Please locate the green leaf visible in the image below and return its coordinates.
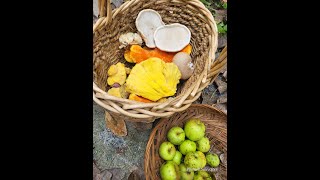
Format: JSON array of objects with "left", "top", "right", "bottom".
[
  {"left": 217, "top": 23, "right": 226, "bottom": 34},
  {"left": 223, "top": 24, "right": 227, "bottom": 31},
  {"left": 215, "top": 1, "right": 225, "bottom": 8},
  {"left": 223, "top": 2, "right": 228, "bottom": 9},
  {"left": 200, "top": 0, "right": 212, "bottom": 6}
]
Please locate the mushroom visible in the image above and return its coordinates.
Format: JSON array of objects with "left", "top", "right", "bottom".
[
  {"left": 135, "top": 9, "right": 165, "bottom": 48},
  {"left": 107, "top": 86, "right": 129, "bottom": 99},
  {"left": 154, "top": 23, "right": 191, "bottom": 52},
  {"left": 118, "top": 32, "right": 143, "bottom": 49},
  {"left": 172, "top": 52, "right": 194, "bottom": 80}
]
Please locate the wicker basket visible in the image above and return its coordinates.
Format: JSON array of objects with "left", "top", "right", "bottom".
[
  {"left": 93, "top": 0, "right": 227, "bottom": 123},
  {"left": 144, "top": 104, "right": 227, "bottom": 180}
]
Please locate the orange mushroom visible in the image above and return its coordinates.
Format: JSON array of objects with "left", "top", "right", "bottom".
[
  {"left": 124, "top": 44, "right": 192, "bottom": 63},
  {"left": 129, "top": 94, "right": 154, "bottom": 103}
]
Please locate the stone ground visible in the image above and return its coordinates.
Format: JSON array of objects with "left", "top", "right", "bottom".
[
  {"left": 93, "top": 0, "right": 227, "bottom": 179},
  {"left": 93, "top": 102, "right": 151, "bottom": 179}
]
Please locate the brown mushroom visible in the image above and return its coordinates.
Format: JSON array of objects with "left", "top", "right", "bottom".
[{"left": 172, "top": 52, "right": 194, "bottom": 80}]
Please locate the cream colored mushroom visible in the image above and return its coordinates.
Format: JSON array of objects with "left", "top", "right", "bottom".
[
  {"left": 154, "top": 23, "right": 191, "bottom": 52},
  {"left": 172, "top": 52, "right": 194, "bottom": 80},
  {"left": 118, "top": 32, "right": 143, "bottom": 49},
  {"left": 135, "top": 9, "right": 165, "bottom": 48}
]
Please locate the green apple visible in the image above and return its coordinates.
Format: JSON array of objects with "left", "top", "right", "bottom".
[
  {"left": 172, "top": 151, "right": 183, "bottom": 165},
  {"left": 179, "top": 163, "right": 194, "bottom": 180},
  {"left": 193, "top": 171, "right": 213, "bottom": 180},
  {"left": 184, "top": 151, "right": 206, "bottom": 171},
  {"left": 184, "top": 119, "right": 206, "bottom": 141},
  {"left": 160, "top": 161, "right": 180, "bottom": 180},
  {"left": 196, "top": 137, "right": 210, "bottom": 153},
  {"left": 206, "top": 153, "right": 220, "bottom": 167},
  {"left": 167, "top": 126, "right": 185, "bottom": 145},
  {"left": 159, "top": 141, "right": 176, "bottom": 160},
  {"left": 179, "top": 140, "right": 196, "bottom": 155}
]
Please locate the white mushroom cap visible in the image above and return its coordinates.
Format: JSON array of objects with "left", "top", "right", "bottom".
[
  {"left": 135, "top": 9, "right": 165, "bottom": 48},
  {"left": 154, "top": 23, "right": 191, "bottom": 52}
]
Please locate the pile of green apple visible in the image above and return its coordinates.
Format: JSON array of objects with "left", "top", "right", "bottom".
[{"left": 159, "top": 118, "right": 220, "bottom": 180}]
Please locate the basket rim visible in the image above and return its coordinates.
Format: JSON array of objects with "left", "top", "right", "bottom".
[
  {"left": 93, "top": 0, "right": 225, "bottom": 120},
  {"left": 152, "top": 104, "right": 226, "bottom": 131},
  {"left": 148, "top": 104, "right": 226, "bottom": 140}
]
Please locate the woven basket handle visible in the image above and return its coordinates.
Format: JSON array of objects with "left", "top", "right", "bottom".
[
  {"left": 98, "top": 0, "right": 112, "bottom": 21},
  {"left": 208, "top": 45, "right": 227, "bottom": 80}
]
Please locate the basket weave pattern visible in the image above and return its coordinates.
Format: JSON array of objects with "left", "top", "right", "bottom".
[
  {"left": 93, "top": 0, "right": 226, "bottom": 121},
  {"left": 144, "top": 104, "right": 227, "bottom": 179}
]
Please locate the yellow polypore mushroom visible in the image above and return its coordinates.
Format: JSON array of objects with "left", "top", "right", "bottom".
[
  {"left": 107, "top": 86, "right": 129, "bottom": 98},
  {"left": 107, "top": 63, "right": 127, "bottom": 86},
  {"left": 125, "top": 57, "right": 181, "bottom": 101},
  {"left": 125, "top": 67, "right": 131, "bottom": 74}
]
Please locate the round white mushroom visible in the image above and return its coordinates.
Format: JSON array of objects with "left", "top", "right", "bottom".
[
  {"left": 172, "top": 52, "right": 194, "bottom": 80},
  {"left": 154, "top": 23, "right": 191, "bottom": 52}
]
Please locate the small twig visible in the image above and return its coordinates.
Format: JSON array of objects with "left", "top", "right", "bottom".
[{"left": 210, "top": 88, "right": 218, "bottom": 99}]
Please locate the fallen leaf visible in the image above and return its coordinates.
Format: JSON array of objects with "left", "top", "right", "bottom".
[
  {"left": 218, "top": 34, "right": 227, "bottom": 49},
  {"left": 106, "top": 168, "right": 126, "bottom": 180},
  {"left": 105, "top": 111, "right": 127, "bottom": 136},
  {"left": 217, "top": 92, "right": 227, "bottom": 104},
  {"left": 211, "top": 147, "right": 222, "bottom": 155},
  {"left": 214, "top": 103, "right": 227, "bottom": 114},
  {"left": 223, "top": 71, "right": 227, "bottom": 81},
  {"left": 220, "top": 65, "right": 227, "bottom": 74},
  {"left": 218, "top": 84, "right": 227, "bottom": 94},
  {"left": 94, "top": 163, "right": 112, "bottom": 180},
  {"left": 128, "top": 170, "right": 141, "bottom": 180},
  {"left": 220, "top": 153, "right": 227, "bottom": 165},
  {"left": 215, "top": 75, "right": 224, "bottom": 85},
  {"left": 202, "top": 84, "right": 219, "bottom": 105},
  {"left": 213, "top": 10, "right": 227, "bottom": 24},
  {"left": 93, "top": 163, "right": 101, "bottom": 180},
  {"left": 215, "top": 75, "right": 227, "bottom": 93},
  {"left": 215, "top": 75, "right": 227, "bottom": 94},
  {"left": 101, "top": 170, "right": 112, "bottom": 180}
]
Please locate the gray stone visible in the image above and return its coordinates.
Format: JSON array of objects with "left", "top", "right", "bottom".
[
  {"left": 112, "top": 0, "right": 124, "bottom": 8},
  {"left": 93, "top": 102, "right": 151, "bottom": 179},
  {"left": 93, "top": 0, "right": 99, "bottom": 17}
]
